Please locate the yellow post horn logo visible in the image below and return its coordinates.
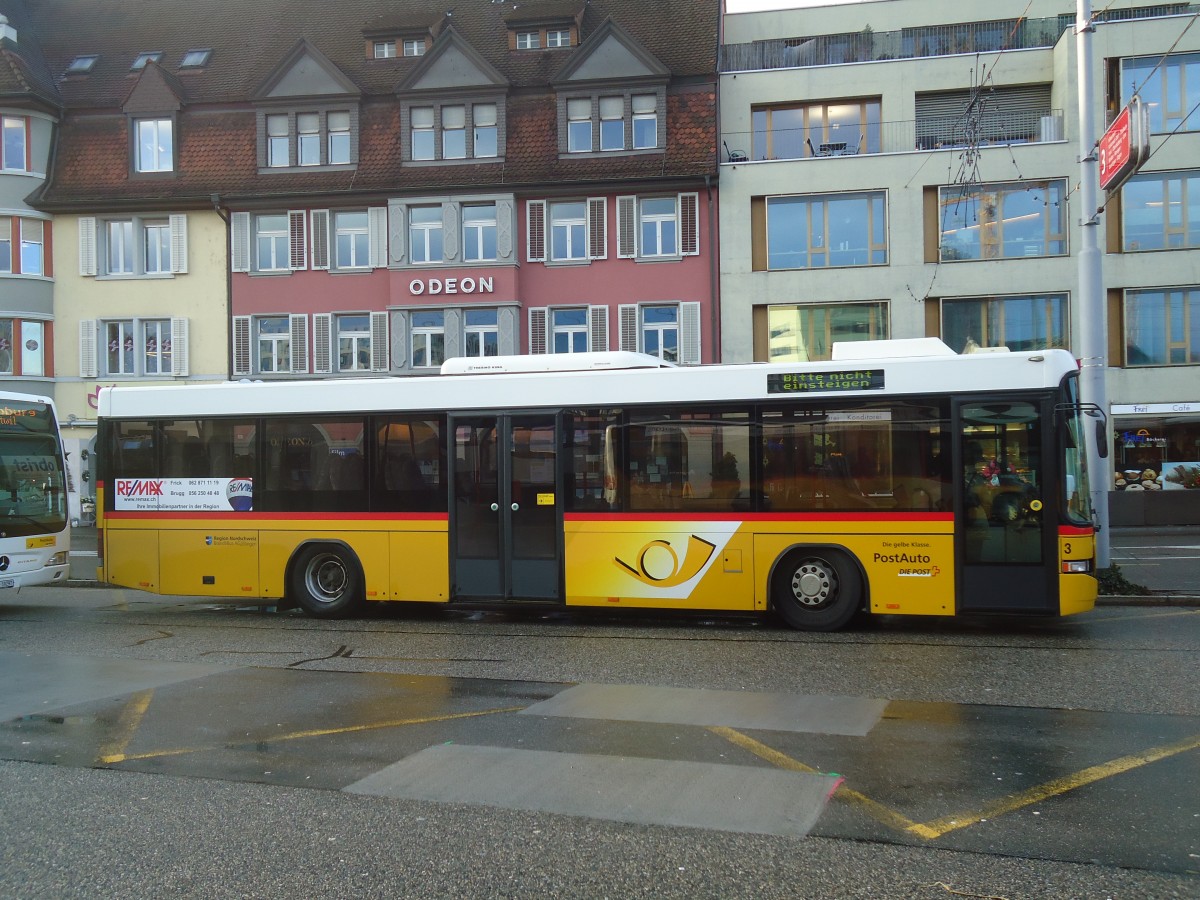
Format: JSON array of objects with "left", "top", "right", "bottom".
[{"left": 614, "top": 535, "right": 717, "bottom": 587}]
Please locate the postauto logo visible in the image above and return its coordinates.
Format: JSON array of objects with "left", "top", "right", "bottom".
[{"left": 116, "top": 479, "right": 164, "bottom": 497}]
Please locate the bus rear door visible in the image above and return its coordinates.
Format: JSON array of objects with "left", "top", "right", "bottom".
[
  {"left": 450, "top": 413, "right": 562, "bottom": 602},
  {"left": 955, "top": 397, "right": 1057, "bottom": 614}
]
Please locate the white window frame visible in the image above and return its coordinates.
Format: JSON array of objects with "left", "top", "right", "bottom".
[
  {"left": 374, "top": 40, "right": 397, "bottom": 59},
  {"left": 135, "top": 118, "right": 173, "bottom": 173},
  {"left": 516, "top": 31, "right": 540, "bottom": 50},
  {"left": 616, "top": 193, "right": 698, "bottom": 261},
  {"left": 297, "top": 113, "right": 320, "bottom": 166},
  {"left": 143, "top": 219, "right": 171, "bottom": 274},
  {"left": 19, "top": 219, "right": 43, "bottom": 276},
  {"left": 567, "top": 98, "right": 592, "bottom": 153},
  {"left": 267, "top": 114, "right": 289, "bottom": 167},
  {"left": 410, "top": 206, "right": 444, "bottom": 264},
  {"left": 552, "top": 308, "right": 589, "bottom": 353},
  {"left": 2, "top": 115, "right": 27, "bottom": 172},
  {"left": 256, "top": 315, "right": 292, "bottom": 373},
  {"left": 618, "top": 302, "right": 702, "bottom": 365},
  {"left": 599, "top": 97, "right": 624, "bottom": 152},
  {"left": 464, "top": 309, "right": 499, "bottom": 358},
  {"left": 442, "top": 105, "right": 466, "bottom": 160},
  {"left": 632, "top": 94, "right": 658, "bottom": 149},
  {"left": 263, "top": 110, "right": 354, "bottom": 169},
  {"left": 107, "top": 220, "right": 135, "bottom": 275},
  {"left": 473, "top": 103, "right": 498, "bottom": 159},
  {"left": 463, "top": 204, "right": 498, "bottom": 262},
  {"left": 403, "top": 39, "right": 425, "bottom": 57},
  {"left": 546, "top": 29, "right": 571, "bottom": 48},
  {"left": 334, "top": 210, "right": 370, "bottom": 270},
  {"left": 411, "top": 107, "right": 435, "bottom": 161},
  {"left": 327, "top": 112, "right": 351, "bottom": 165},
  {"left": 639, "top": 197, "right": 678, "bottom": 258},
  {"left": 0, "top": 218, "right": 10, "bottom": 274},
  {"left": 336, "top": 314, "right": 372, "bottom": 372},
  {"left": 255, "top": 214, "right": 291, "bottom": 272},
  {"left": 83, "top": 316, "right": 188, "bottom": 378},
  {"left": 411, "top": 311, "right": 445, "bottom": 368},
  {"left": 141, "top": 319, "right": 173, "bottom": 376},
  {"left": 550, "top": 201, "right": 588, "bottom": 261}
]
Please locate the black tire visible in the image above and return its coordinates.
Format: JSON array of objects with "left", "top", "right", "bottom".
[
  {"left": 772, "top": 549, "right": 863, "bottom": 632},
  {"left": 289, "top": 544, "right": 364, "bottom": 618}
]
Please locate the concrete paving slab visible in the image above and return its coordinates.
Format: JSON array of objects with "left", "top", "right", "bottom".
[
  {"left": 520, "top": 683, "right": 887, "bottom": 736},
  {"left": 345, "top": 743, "right": 841, "bottom": 836},
  {"left": 0, "top": 652, "right": 231, "bottom": 723}
]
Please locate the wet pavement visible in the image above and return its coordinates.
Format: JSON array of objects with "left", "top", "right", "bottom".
[{"left": 0, "top": 651, "right": 1196, "bottom": 875}]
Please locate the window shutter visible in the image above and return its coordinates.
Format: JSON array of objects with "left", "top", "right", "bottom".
[
  {"left": 498, "top": 306, "right": 519, "bottom": 355},
  {"left": 389, "top": 204, "right": 408, "bottom": 265},
  {"left": 170, "top": 317, "right": 190, "bottom": 376},
  {"left": 310, "top": 209, "right": 330, "bottom": 270},
  {"left": 526, "top": 200, "right": 546, "bottom": 262},
  {"left": 368, "top": 207, "right": 388, "bottom": 269},
  {"left": 679, "top": 301, "right": 702, "bottom": 365},
  {"left": 169, "top": 214, "right": 189, "bottom": 273},
  {"left": 79, "top": 319, "right": 98, "bottom": 378},
  {"left": 616, "top": 196, "right": 637, "bottom": 258},
  {"left": 588, "top": 306, "right": 609, "bottom": 352},
  {"left": 370, "top": 310, "right": 389, "bottom": 371},
  {"left": 587, "top": 197, "right": 607, "bottom": 260},
  {"left": 78, "top": 217, "right": 97, "bottom": 276},
  {"left": 679, "top": 193, "right": 699, "bottom": 256},
  {"left": 529, "top": 308, "right": 547, "bottom": 354},
  {"left": 231, "top": 212, "right": 251, "bottom": 273},
  {"left": 443, "top": 308, "right": 462, "bottom": 359},
  {"left": 232, "top": 316, "right": 251, "bottom": 376},
  {"left": 619, "top": 304, "right": 639, "bottom": 352},
  {"left": 313, "top": 313, "right": 333, "bottom": 373},
  {"left": 288, "top": 210, "right": 307, "bottom": 270},
  {"left": 289, "top": 313, "right": 309, "bottom": 373},
  {"left": 391, "top": 313, "right": 408, "bottom": 369}
]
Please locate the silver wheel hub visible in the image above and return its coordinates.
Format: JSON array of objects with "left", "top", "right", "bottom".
[
  {"left": 791, "top": 560, "right": 837, "bottom": 608},
  {"left": 307, "top": 556, "right": 347, "bottom": 603}
]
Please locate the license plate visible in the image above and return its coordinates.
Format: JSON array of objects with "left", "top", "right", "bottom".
[{"left": 0, "top": 578, "right": 15, "bottom": 589}]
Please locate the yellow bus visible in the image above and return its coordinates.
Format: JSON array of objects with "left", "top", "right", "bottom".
[{"left": 96, "top": 339, "right": 1101, "bottom": 630}]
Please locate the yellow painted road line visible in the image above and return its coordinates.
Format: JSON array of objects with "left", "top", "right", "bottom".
[
  {"left": 708, "top": 725, "right": 940, "bottom": 839},
  {"left": 709, "top": 726, "right": 1200, "bottom": 842},
  {"left": 94, "top": 689, "right": 154, "bottom": 766},
  {"left": 918, "top": 732, "right": 1200, "bottom": 838},
  {"left": 100, "top": 705, "right": 526, "bottom": 764}
]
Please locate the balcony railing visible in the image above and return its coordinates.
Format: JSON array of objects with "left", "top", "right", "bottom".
[
  {"left": 721, "top": 111, "right": 1064, "bottom": 163},
  {"left": 719, "top": 6, "right": 1197, "bottom": 73}
]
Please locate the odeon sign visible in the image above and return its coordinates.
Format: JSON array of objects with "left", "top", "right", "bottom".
[{"left": 408, "top": 275, "right": 495, "bottom": 296}]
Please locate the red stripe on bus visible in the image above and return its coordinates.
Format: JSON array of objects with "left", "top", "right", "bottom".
[
  {"left": 1058, "top": 524, "right": 1095, "bottom": 536},
  {"left": 564, "top": 512, "right": 954, "bottom": 523},
  {"left": 102, "top": 511, "right": 449, "bottom": 522}
]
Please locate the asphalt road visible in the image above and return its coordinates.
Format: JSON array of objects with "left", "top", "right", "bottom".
[{"left": 1, "top": 584, "right": 1197, "bottom": 899}]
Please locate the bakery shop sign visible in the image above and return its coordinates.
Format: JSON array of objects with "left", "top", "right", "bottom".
[{"left": 408, "top": 275, "right": 495, "bottom": 296}]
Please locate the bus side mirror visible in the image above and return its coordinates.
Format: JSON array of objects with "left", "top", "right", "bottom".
[{"left": 1096, "top": 418, "right": 1108, "bottom": 459}]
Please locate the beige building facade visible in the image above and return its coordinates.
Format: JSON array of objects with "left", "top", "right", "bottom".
[{"left": 719, "top": 0, "right": 1200, "bottom": 523}]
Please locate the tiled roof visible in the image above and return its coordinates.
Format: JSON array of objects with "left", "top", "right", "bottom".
[
  {"left": 26, "top": 0, "right": 719, "bottom": 208},
  {"left": 0, "top": 0, "right": 61, "bottom": 109}
]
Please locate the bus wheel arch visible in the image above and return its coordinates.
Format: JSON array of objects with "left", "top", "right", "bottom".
[
  {"left": 287, "top": 541, "right": 365, "bottom": 618},
  {"left": 770, "top": 545, "right": 865, "bottom": 632}
]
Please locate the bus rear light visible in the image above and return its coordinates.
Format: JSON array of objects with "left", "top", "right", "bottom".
[{"left": 1062, "top": 559, "right": 1092, "bottom": 574}]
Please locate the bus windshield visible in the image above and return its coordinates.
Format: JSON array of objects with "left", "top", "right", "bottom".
[
  {"left": 0, "top": 398, "right": 69, "bottom": 536},
  {"left": 1061, "top": 375, "right": 1093, "bottom": 526}
]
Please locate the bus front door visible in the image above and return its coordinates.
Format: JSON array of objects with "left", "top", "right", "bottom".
[
  {"left": 450, "top": 414, "right": 562, "bottom": 602},
  {"left": 955, "top": 398, "right": 1056, "bottom": 614}
]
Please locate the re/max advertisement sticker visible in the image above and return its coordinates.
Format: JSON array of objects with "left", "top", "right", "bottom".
[{"left": 114, "top": 478, "right": 253, "bottom": 512}]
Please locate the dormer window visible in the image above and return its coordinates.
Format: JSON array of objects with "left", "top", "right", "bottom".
[
  {"left": 562, "top": 90, "right": 663, "bottom": 154},
  {"left": 261, "top": 109, "right": 357, "bottom": 170},
  {"left": 135, "top": 119, "right": 173, "bottom": 172},
  {"left": 374, "top": 40, "right": 397, "bottom": 59},
  {"left": 512, "top": 25, "right": 575, "bottom": 50},
  {"left": 517, "top": 31, "right": 539, "bottom": 50},
  {"left": 66, "top": 54, "right": 98, "bottom": 75},
  {"left": 546, "top": 29, "right": 571, "bottom": 48},
  {"left": 403, "top": 39, "right": 426, "bottom": 57},
  {"left": 404, "top": 101, "right": 502, "bottom": 163},
  {"left": 131, "top": 51, "right": 162, "bottom": 71},
  {"left": 180, "top": 49, "right": 212, "bottom": 68},
  {"left": 370, "top": 36, "right": 425, "bottom": 59}
]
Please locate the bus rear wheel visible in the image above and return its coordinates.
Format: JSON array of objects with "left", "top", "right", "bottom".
[
  {"left": 773, "top": 550, "right": 862, "bottom": 632},
  {"left": 290, "top": 544, "right": 364, "bottom": 618}
]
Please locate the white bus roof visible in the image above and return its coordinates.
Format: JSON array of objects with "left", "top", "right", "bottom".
[{"left": 98, "top": 344, "right": 1080, "bottom": 420}]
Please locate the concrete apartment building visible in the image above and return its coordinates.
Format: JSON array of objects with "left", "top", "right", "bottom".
[{"left": 718, "top": 0, "right": 1200, "bottom": 524}]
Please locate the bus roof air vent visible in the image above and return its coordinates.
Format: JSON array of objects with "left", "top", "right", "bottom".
[
  {"left": 440, "top": 352, "right": 673, "bottom": 375},
  {"left": 832, "top": 338, "right": 956, "bottom": 361}
]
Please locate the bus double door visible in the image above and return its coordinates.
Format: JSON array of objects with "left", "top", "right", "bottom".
[
  {"left": 955, "top": 396, "right": 1057, "bottom": 614},
  {"left": 450, "top": 414, "right": 562, "bottom": 602}
]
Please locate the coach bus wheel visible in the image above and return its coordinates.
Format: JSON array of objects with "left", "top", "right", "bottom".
[
  {"left": 290, "top": 544, "right": 364, "bottom": 618},
  {"left": 773, "top": 550, "right": 862, "bottom": 632}
]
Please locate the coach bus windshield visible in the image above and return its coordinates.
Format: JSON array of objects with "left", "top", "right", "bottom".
[
  {"left": 0, "top": 399, "right": 68, "bottom": 536},
  {"left": 1062, "top": 375, "right": 1093, "bottom": 526}
]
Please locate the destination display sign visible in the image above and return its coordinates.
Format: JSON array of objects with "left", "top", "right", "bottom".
[{"left": 767, "top": 369, "right": 885, "bottom": 394}]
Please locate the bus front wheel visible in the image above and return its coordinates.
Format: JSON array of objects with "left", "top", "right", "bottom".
[
  {"left": 290, "top": 544, "right": 364, "bottom": 618},
  {"left": 773, "top": 550, "right": 862, "bottom": 632}
]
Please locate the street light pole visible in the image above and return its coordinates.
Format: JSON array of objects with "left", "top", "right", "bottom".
[{"left": 1076, "top": 0, "right": 1111, "bottom": 568}]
